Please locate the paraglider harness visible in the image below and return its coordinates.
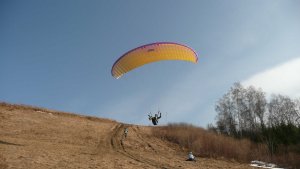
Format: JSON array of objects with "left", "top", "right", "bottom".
[{"left": 148, "top": 111, "right": 162, "bottom": 125}]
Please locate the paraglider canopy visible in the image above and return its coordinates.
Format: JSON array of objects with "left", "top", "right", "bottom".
[{"left": 111, "top": 42, "right": 198, "bottom": 79}]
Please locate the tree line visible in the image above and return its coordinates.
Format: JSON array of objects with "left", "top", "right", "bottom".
[{"left": 211, "top": 82, "right": 300, "bottom": 157}]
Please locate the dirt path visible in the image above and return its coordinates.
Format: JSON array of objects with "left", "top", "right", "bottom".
[{"left": 109, "top": 124, "right": 171, "bottom": 169}]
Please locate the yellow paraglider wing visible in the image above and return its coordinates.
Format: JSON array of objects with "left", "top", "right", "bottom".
[{"left": 111, "top": 42, "right": 198, "bottom": 79}]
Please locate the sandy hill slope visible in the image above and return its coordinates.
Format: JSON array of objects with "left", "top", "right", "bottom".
[{"left": 0, "top": 103, "right": 254, "bottom": 169}]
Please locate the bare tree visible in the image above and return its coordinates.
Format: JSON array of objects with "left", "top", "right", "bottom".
[
  {"left": 215, "top": 92, "right": 237, "bottom": 135},
  {"left": 230, "top": 82, "right": 247, "bottom": 136},
  {"left": 245, "top": 86, "right": 267, "bottom": 131},
  {"left": 215, "top": 82, "right": 268, "bottom": 137},
  {"left": 268, "top": 94, "right": 298, "bottom": 126},
  {"left": 294, "top": 98, "right": 300, "bottom": 126}
]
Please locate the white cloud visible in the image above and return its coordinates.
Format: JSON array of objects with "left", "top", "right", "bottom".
[{"left": 242, "top": 57, "right": 300, "bottom": 98}]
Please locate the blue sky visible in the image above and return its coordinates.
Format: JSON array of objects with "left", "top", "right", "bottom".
[{"left": 1, "top": 0, "right": 300, "bottom": 127}]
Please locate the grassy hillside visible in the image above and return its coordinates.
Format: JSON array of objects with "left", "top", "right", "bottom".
[
  {"left": 153, "top": 123, "right": 300, "bottom": 169},
  {"left": 1, "top": 102, "right": 254, "bottom": 169}
]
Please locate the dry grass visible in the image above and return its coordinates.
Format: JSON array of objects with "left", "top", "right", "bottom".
[
  {"left": 153, "top": 123, "right": 300, "bottom": 168},
  {"left": 2, "top": 102, "right": 298, "bottom": 168},
  {"left": 0, "top": 102, "right": 116, "bottom": 123},
  {"left": 153, "top": 123, "right": 260, "bottom": 162},
  {"left": 271, "top": 147, "right": 300, "bottom": 168},
  {"left": 0, "top": 155, "right": 8, "bottom": 169},
  {"left": 1, "top": 102, "right": 255, "bottom": 169}
]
